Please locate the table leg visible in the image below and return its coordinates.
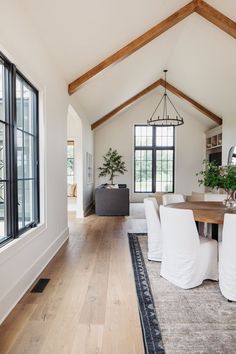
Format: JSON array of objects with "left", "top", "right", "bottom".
[{"left": 212, "top": 224, "right": 218, "bottom": 241}]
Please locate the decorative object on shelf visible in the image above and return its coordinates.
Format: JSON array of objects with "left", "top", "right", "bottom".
[
  {"left": 147, "top": 70, "right": 184, "bottom": 127},
  {"left": 197, "top": 160, "right": 236, "bottom": 209},
  {"left": 98, "top": 148, "right": 127, "bottom": 184},
  {"left": 205, "top": 126, "right": 222, "bottom": 150}
]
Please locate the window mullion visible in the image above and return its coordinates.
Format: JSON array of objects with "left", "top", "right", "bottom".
[
  {"left": 10, "top": 64, "right": 19, "bottom": 238},
  {"left": 4, "top": 62, "right": 13, "bottom": 240}
]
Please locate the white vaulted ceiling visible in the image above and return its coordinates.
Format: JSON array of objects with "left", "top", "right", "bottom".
[{"left": 21, "top": 0, "right": 236, "bottom": 126}]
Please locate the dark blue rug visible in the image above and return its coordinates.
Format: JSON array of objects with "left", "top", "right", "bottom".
[{"left": 128, "top": 233, "right": 165, "bottom": 354}]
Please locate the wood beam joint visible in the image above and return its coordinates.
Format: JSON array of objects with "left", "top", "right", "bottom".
[
  {"left": 68, "top": 1, "right": 236, "bottom": 94},
  {"left": 91, "top": 79, "right": 222, "bottom": 129},
  {"left": 195, "top": 1, "right": 236, "bottom": 39},
  {"left": 159, "top": 79, "right": 222, "bottom": 125}
]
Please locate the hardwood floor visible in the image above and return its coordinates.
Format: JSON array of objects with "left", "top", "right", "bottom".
[{"left": 0, "top": 205, "right": 146, "bottom": 354}]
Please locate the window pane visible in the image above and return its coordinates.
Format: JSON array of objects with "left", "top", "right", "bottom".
[
  {"left": 156, "top": 149, "right": 174, "bottom": 192},
  {"left": 23, "top": 84, "right": 34, "bottom": 134},
  {"left": 67, "top": 141, "right": 74, "bottom": 184},
  {"left": 18, "top": 180, "right": 23, "bottom": 229},
  {"left": 134, "top": 149, "right": 152, "bottom": 192},
  {"left": 16, "top": 78, "right": 23, "bottom": 129},
  {"left": 0, "top": 63, "right": 5, "bottom": 122},
  {"left": 67, "top": 176, "right": 74, "bottom": 185},
  {"left": 156, "top": 127, "right": 174, "bottom": 147},
  {"left": 67, "top": 145, "right": 74, "bottom": 158},
  {"left": 135, "top": 136, "right": 141, "bottom": 146},
  {"left": 25, "top": 180, "right": 34, "bottom": 226},
  {"left": 67, "top": 158, "right": 74, "bottom": 176},
  {"left": 24, "top": 134, "right": 34, "bottom": 178},
  {"left": 17, "top": 130, "right": 23, "bottom": 178},
  {"left": 135, "top": 126, "right": 152, "bottom": 147},
  {"left": 0, "top": 123, "right": 5, "bottom": 181},
  {"left": 0, "top": 182, "right": 7, "bottom": 242}
]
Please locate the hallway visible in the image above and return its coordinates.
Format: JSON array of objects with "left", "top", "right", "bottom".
[{"left": 0, "top": 206, "right": 146, "bottom": 354}]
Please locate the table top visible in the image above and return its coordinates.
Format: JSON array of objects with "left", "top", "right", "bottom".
[{"left": 167, "top": 201, "right": 236, "bottom": 224}]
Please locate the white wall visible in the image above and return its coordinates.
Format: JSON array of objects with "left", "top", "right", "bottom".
[
  {"left": 94, "top": 92, "right": 206, "bottom": 202},
  {"left": 67, "top": 106, "right": 83, "bottom": 217},
  {"left": 69, "top": 98, "right": 94, "bottom": 214},
  {"left": 0, "top": 1, "right": 93, "bottom": 323},
  {"left": 67, "top": 103, "right": 94, "bottom": 217},
  {"left": 67, "top": 109, "right": 81, "bottom": 184}
]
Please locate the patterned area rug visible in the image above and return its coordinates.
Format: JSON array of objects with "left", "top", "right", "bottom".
[
  {"left": 128, "top": 233, "right": 236, "bottom": 354},
  {"left": 128, "top": 233, "right": 165, "bottom": 354}
]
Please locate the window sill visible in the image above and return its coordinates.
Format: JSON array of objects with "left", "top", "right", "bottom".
[{"left": 0, "top": 223, "right": 46, "bottom": 266}]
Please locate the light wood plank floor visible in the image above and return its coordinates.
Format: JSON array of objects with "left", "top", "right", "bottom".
[{"left": 0, "top": 204, "right": 147, "bottom": 354}]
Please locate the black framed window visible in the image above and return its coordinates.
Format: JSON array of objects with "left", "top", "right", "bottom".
[
  {"left": 134, "top": 125, "right": 175, "bottom": 193},
  {"left": 0, "top": 52, "right": 39, "bottom": 246}
]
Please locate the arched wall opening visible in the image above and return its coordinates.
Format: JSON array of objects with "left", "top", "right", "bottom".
[{"left": 67, "top": 104, "right": 84, "bottom": 218}]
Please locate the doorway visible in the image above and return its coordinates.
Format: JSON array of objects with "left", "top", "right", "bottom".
[{"left": 67, "top": 105, "right": 83, "bottom": 218}]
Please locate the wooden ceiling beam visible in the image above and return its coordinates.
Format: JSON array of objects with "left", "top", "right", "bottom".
[
  {"left": 92, "top": 79, "right": 222, "bottom": 129},
  {"left": 91, "top": 79, "right": 162, "bottom": 130},
  {"left": 69, "top": 1, "right": 236, "bottom": 95},
  {"left": 69, "top": 1, "right": 197, "bottom": 95},
  {"left": 159, "top": 79, "right": 222, "bottom": 125},
  {"left": 196, "top": 0, "right": 236, "bottom": 39}
]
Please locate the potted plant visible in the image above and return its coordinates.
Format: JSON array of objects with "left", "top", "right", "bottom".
[
  {"left": 197, "top": 160, "right": 236, "bottom": 208},
  {"left": 98, "top": 148, "right": 127, "bottom": 185}
]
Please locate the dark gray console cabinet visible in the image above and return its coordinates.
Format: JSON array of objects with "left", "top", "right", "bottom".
[{"left": 95, "top": 186, "right": 129, "bottom": 216}]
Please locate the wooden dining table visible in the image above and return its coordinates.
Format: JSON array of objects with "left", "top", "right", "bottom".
[
  {"left": 168, "top": 201, "right": 236, "bottom": 224},
  {"left": 167, "top": 201, "right": 236, "bottom": 240}
]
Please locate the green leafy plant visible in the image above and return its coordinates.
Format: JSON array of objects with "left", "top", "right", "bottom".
[
  {"left": 197, "top": 160, "right": 236, "bottom": 196},
  {"left": 98, "top": 148, "right": 127, "bottom": 184}
]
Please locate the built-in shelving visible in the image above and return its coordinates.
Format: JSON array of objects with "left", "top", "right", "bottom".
[{"left": 206, "top": 126, "right": 222, "bottom": 150}]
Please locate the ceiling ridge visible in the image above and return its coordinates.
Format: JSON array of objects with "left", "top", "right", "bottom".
[
  {"left": 69, "top": 0, "right": 236, "bottom": 95},
  {"left": 91, "top": 78, "right": 222, "bottom": 130}
]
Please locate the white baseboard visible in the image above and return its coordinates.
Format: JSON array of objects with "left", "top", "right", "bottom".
[{"left": 0, "top": 227, "right": 69, "bottom": 324}]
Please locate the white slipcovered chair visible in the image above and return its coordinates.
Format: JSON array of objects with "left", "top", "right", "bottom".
[
  {"left": 204, "top": 193, "right": 226, "bottom": 240},
  {"left": 159, "top": 206, "right": 218, "bottom": 289},
  {"left": 204, "top": 193, "right": 227, "bottom": 202},
  {"left": 144, "top": 198, "right": 162, "bottom": 261},
  {"left": 162, "top": 193, "right": 185, "bottom": 206},
  {"left": 219, "top": 214, "right": 236, "bottom": 301},
  {"left": 187, "top": 191, "right": 205, "bottom": 202}
]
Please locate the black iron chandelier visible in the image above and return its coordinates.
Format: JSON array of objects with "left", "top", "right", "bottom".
[{"left": 147, "top": 70, "right": 184, "bottom": 127}]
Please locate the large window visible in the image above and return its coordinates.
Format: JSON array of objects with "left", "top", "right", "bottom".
[
  {"left": 134, "top": 125, "right": 174, "bottom": 193},
  {"left": 0, "top": 52, "right": 39, "bottom": 246}
]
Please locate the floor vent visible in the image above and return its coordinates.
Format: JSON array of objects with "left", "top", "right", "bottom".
[{"left": 31, "top": 278, "right": 50, "bottom": 293}]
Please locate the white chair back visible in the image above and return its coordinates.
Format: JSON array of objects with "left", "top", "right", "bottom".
[
  {"left": 160, "top": 206, "right": 218, "bottom": 288},
  {"left": 160, "top": 206, "right": 199, "bottom": 261},
  {"left": 204, "top": 193, "right": 227, "bottom": 202},
  {"left": 162, "top": 193, "right": 185, "bottom": 206},
  {"left": 219, "top": 214, "right": 236, "bottom": 301},
  {"left": 144, "top": 198, "right": 162, "bottom": 261},
  {"left": 187, "top": 191, "right": 205, "bottom": 202}
]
